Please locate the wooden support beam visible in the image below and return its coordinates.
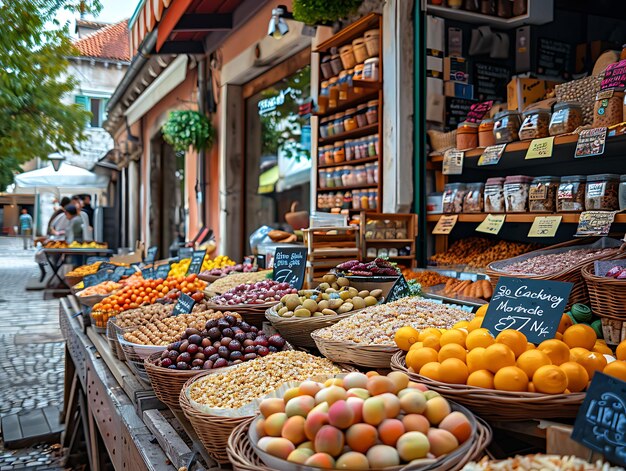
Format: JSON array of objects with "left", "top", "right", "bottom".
[
  {"left": 157, "top": 41, "right": 205, "bottom": 55},
  {"left": 173, "top": 13, "right": 233, "bottom": 32}
]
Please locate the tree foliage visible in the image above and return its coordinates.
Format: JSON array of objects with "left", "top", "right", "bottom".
[{"left": 0, "top": 0, "right": 101, "bottom": 191}]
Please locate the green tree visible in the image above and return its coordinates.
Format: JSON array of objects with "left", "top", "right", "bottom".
[{"left": 0, "top": 0, "right": 101, "bottom": 191}]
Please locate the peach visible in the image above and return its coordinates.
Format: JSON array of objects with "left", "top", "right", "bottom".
[
  {"left": 408, "top": 381, "right": 429, "bottom": 392},
  {"left": 324, "top": 378, "right": 344, "bottom": 388},
  {"left": 281, "top": 416, "right": 306, "bottom": 444},
  {"left": 316, "top": 385, "right": 347, "bottom": 406},
  {"left": 298, "top": 441, "right": 314, "bottom": 450},
  {"left": 305, "top": 452, "right": 336, "bottom": 469},
  {"left": 396, "top": 431, "right": 430, "bottom": 461},
  {"left": 399, "top": 390, "right": 427, "bottom": 414},
  {"left": 304, "top": 411, "right": 329, "bottom": 441},
  {"left": 379, "top": 392, "right": 401, "bottom": 418},
  {"left": 366, "top": 444, "right": 400, "bottom": 468},
  {"left": 402, "top": 414, "right": 430, "bottom": 434},
  {"left": 254, "top": 418, "right": 267, "bottom": 438},
  {"left": 287, "top": 448, "right": 314, "bottom": 464},
  {"left": 259, "top": 437, "right": 295, "bottom": 460},
  {"left": 346, "top": 397, "right": 364, "bottom": 423},
  {"left": 346, "top": 388, "right": 370, "bottom": 400},
  {"left": 345, "top": 423, "right": 378, "bottom": 454},
  {"left": 343, "top": 372, "right": 369, "bottom": 390},
  {"left": 439, "top": 411, "right": 472, "bottom": 443},
  {"left": 299, "top": 380, "right": 323, "bottom": 397},
  {"left": 311, "top": 401, "right": 329, "bottom": 414},
  {"left": 366, "top": 371, "right": 380, "bottom": 378},
  {"left": 362, "top": 397, "right": 386, "bottom": 426},
  {"left": 264, "top": 412, "right": 287, "bottom": 437},
  {"left": 378, "top": 418, "right": 405, "bottom": 446},
  {"left": 314, "top": 425, "right": 345, "bottom": 457},
  {"left": 387, "top": 372, "right": 410, "bottom": 392},
  {"left": 328, "top": 400, "right": 356, "bottom": 429},
  {"left": 424, "top": 396, "right": 451, "bottom": 425},
  {"left": 285, "top": 395, "right": 316, "bottom": 418},
  {"left": 283, "top": 387, "right": 301, "bottom": 403},
  {"left": 259, "top": 398, "right": 285, "bottom": 418},
  {"left": 335, "top": 451, "right": 370, "bottom": 469},
  {"left": 367, "top": 375, "right": 397, "bottom": 396},
  {"left": 427, "top": 428, "right": 459, "bottom": 457},
  {"left": 423, "top": 390, "right": 440, "bottom": 400}
]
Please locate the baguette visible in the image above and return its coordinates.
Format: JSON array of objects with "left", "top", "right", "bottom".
[{"left": 482, "top": 280, "right": 493, "bottom": 299}]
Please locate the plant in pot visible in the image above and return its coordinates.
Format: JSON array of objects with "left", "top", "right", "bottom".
[
  {"left": 292, "top": 0, "right": 362, "bottom": 25},
  {"left": 161, "top": 110, "right": 215, "bottom": 153}
]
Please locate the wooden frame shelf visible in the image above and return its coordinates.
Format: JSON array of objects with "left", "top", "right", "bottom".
[
  {"left": 351, "top": 80, "right": 381, "bottom": 90},
  {"left": 315, "top": 13, "right": 380, "bottom": 53},
  {"left": 361, "top": 213, "right": 418, "bottom": 269},
  {"left": 318, "top": 123, "right": 379, "bottom": 145},
  {"left": 318, "top": 183, "right": 378, "bottom": 192},
  {"left": 319, "top": 155, "right": 379, "bottom": 169},
  {"left": 426, "top": 213, "right": 626, "bottom": 224}
]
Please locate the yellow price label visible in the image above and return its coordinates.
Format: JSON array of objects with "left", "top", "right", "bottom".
[
  {"left": 476, "top": 214, "right": 506, "bottom": 235},
  {"left": 525, "top": 137, "right": 554, "bottom": 159},
  {"left": 432, "top": 215, "right": 458, "bottom": 235},
  {"left": 528, "top": 216, "right": 562, "bottom": 237}
]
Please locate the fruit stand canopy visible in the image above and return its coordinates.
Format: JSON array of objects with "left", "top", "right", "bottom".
[{"left": 14, "top": 161, "right": 109, "bottom": 193}]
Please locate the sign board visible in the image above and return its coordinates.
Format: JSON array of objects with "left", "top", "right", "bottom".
[
  {"left": 576, "top": 211, "right": 617, "bottom": 237},
  {"left": 432, "top": 215, "right": 458, "bottom": 235},
  {"left": 575, "top": 127, "right": 607, "bottom": 158},
  {"left": 186, "top": 250, "right": 207, "bottom": 275},
  {"left": 145, "top": 246, "right": 158, "bottom": 264},
  {"left": 477, "top": 144, "right": 507, "bottom": 166},
  {"left": 272, "top": 247, "right": 307, "bottom": 289},
  {"left": 442, "top": 150, "right": 464, "bottom": 175},
  {"left": 179, "top": 247, "right": 194, "bottom": 260},
  {"left": 111, "top": 266, "right": 127, "bottom": 282},
  {"left": 537, "top": 38, "right": 573, "bottom": 79},
  {"left": 474, "top": 62, "right": 510, "bottom": 102},
  {"left": 173, "top": 293, "right": 196, "bottom": 316},
  {"left": 528, "top": 216, "right": 562, "bottom": 238},
  {"left": 525, "top": 136, "right": 554, "bottom": 159},
  {"left": 600, "top": 59, "right": 626, "bottom": 90},
  {"left": 482, "top": 277, "right": 573, "bottom": 344},
  {"left": 155, "top": 263, "right": 172, "bottom": 279},
  {"left": 386, "top": 275, "right": 411, "bottom": 303},
  {"left": 476, "top": 214, "right": 506, "bottom": 235},
  {"left": 571, "top": 372, "right": 626, "bottom": 468},
  {"left": 86, "top": 256, "right": 109, "bottom": 265}
]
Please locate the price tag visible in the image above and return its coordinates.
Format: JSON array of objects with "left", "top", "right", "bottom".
[
  {"left": 476, "top": 214, "right": 506, "bottom": 235},
  {"left": 386, "top": 275, "right": 411, "bottom": 303},
  {"left": 432, "top": 215, "right": 458, "bottom": 235},
  {"left": 442, "top": 150, "right": 464, "bottom": 175},
  {"left": 525, "top": 136, "right": 554, "bottom": 159},
  {"left": 600, "top": 59, "right": 626, "bottom": 90},
  {"left": 173, "top": 293, "right": 196, "bottom": 316},
  {"left": 576, "top": 211, "right": 617, "bottom": 237},
  {"left": 179, "top": 247, "right": 193, "bottom": 260},
  {"left": 528, "top": 216, "right": 562, "bottom": 238},
  {"left": 571, "top": 372, "right": 626, "bottom": 468},
  {"left": 145, "top": 246, "right": 158, "bottom": 264},
  {"left": 482, "top": 276, "right": 573, "bottom": 344},
  {"left": 477, "top": 144, "right": 507, "bottom": 166},
  {"left": 594, "top": 259, "right": 626, "bottom": 277},
  {"left": 575, "top": 127, "right": 607, "bottom": 158},
  {"left": 186, "top": 250, "right": 207, "bottom": 275},
  {"left": 155, "top": 263, "right": 171, "bottom": 279},
  {"left": 273, "top": 247, "right": 307, "bottom": 289},
  {"left": 87, "top": 256, "right": 109, "bottom": 265}
]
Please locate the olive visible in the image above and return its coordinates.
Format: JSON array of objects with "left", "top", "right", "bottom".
[
  {"left": 168, "top": 351, "right": 179, "bottom": 361},
  {"left": 268, "top": 346, "right": 278, "bottom": 353},
  {"left": 188, "top": 334, "right": 202, "bottom": 345},
  {"left": 205, "top": 319, "right": 218, "bottom": 330},
  {"left": 177, "top": 352, "right": 191, "bottom": 363},
  {"left": 244, "top": 345, "right": 256, "bottom": 354},
  {"left": 207, "top": 327, "right": 221, "bottom": 340},
  {"left": 243, "top": 339, "right": 255, "bottom": 348},
  {"left": 208, "top": 353, "right": 220, "bottom": 362},
  {"left": 192, "top": 359, "right": 204, "bottom": 367},
  {"left": 250, "top": 326, "right": 259, "bottom": 334},
  {"left": 179, "top": 340, "right": 189, "bottom": 352},
  {"left": 203, "top": 346, "right": 217, "bottom": 357},
  {"left": 160, "top": 350, "right": 169, "bottom": 359},
  {"left": 230, "top": 351, "right": 243, "bottom": 361},
  {"left": 214, "top": 358, "right": 228, "bottom": 369},
  {"left": 168, "top": 365, "right": 178, "bottom": 370},
  {"left": 234, "top": 332, "right": 246, "bottom": 343},
  {"left": 243, "top": 353, "right": 257, "bottom": 361},
  {"left": 232, "top": 359, "right": 242, "bottom": 365},
  {"left": 222, "top": 328, "right": 234, "bottom": 338},
  {"left": 224, "top": 315, "right": 237, "bottom": 326},
  {"left": 213, "top": 341, "right": 221, "bottom": 349},
  {"left": 160, "top": 358, "right": 172, "bottom": 368},
  {"left": 185, "top": 328, "right": 201, "bottom": 337},
  {"left": 228, "top": 340, "right": 242, "bottom": 351},
  {"left": 220, "top": 337, "right": 232, "bottom": 347},
  {"left": 240, "top": 322, "right": 251, "bottom": 333},
  {"left": 193, "top": 352, "right": 206, "bottom": 361},
  {"left": 176, "top": 362, "right": 190, "bottom": 370},
  {"left": 201, "top": 338, "right": 212, "bottom": 348},
  {"left": 186, "top": 344, "right": 199, "bottom": 355},
  {"left": 218, "top": 346, "right": 229, "bottom": 358},
  {"left": 217, "top": 319, "right": 230, "bottom": 330},
  {"left": 202, "top": 360, "right": 214, "bottom": 369},
  {"left": 257, "top": 346, "right": 270, "bottom": 356},
  {"left": 268, "top": 335, "right": 286, "bottom": 348},
  {"left": 245, "top": 332, "right": 256, "bottom": 341},
  {"left": 169, "top": 341, "right": 182, "bottom": 350}
]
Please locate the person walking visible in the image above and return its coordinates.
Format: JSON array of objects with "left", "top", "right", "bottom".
[
  {"left": 64, "top": 205, "right": 83, "bottom": 245},
  {"left": 49, "top": 196, "right": 71, "bottom": 237},
  {"left": 19, "top": 208, "right": 33, "bottom": 249}
]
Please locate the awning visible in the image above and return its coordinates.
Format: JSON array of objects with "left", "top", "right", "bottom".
[
  {"left": 14, "top": 162, "right": 109, "bottom": 193},
  {"left": 258, "top": 165, "right": 279, "bottom": 194}
]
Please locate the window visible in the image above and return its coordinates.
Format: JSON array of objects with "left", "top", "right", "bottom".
[{"left": 75, "top": 95, "right": 108, "bottom": 127}]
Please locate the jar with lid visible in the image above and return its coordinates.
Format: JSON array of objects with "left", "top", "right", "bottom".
[
  {"left": 353, "top": 64, "right": 365, "bottom": 93},
  {"left": 338, "top": 70, "right": 349, "bottom": 101},
  {"left": 344, "top": 109, "right": 358, "bottom": 132},
  {"left": 332, "top": 143, "right": 345, "bottom": 164},
  {"left": 319, "top": 117, "right": 329, "bottom": 139},
  {"left": 339, "top": 44, "right": 356, "bottom": 70},
  {"left": 341, "top": 167, "right": 351, "bottom": 186},
  {"left": 360, "top": 191, "right": 370, "bottom": 210},
  {"left": 442, "top": 182, "right": 467, "bottom": 213},
  {"left": 330, "top": 51, "right": 342, "bottom": 76},
  {"left": 319, "top": 81, "right": 330, "bottom": 114},
  {"left": 619, "top": 175, "right": 626, "bottom": 210},
  {"left": 369, "top": 190, "right": 378, "bottom": 210},
  {"left": 334, "top": 113, "right": 345, "bottom": 135},
  {"left": 529, "top": 176, "right": 560, "bottom": 213},
  {"left": 493, "top": 110, "right": 521, "bottom": 143},
  {"left": 557, "top": 175, "right": 586, "bottom": 212},
  {"left": 478, "top": 119, "right": 496, "bottom": 147},
  {"left": 325, "top": 170, "right": 335, "bottom": 189},
  {"left": 320, "top": 55, "right": 333, "bottom": 79},
  {"left": 504, "top": 175, "right": 533, "bottom": 212},
  {"left": 366, "top": 100, "right": 379, "bottom": 125},
  {"left": 318, "top": 146, "right": 326, "bottom": 166},
  {"left": 343, "top": 192, "right": 353, "bottom": 209},
  {"left": 549, "top": 101, "right": 583, "bottom": 136},
  {"left": 352, "top": 190, "right": 362, "bottom": 210},
  {"left": 585, "top": 174, "right": 620, "bottom": 210},
  {"left": 356, "top": 166, "right": 368, "bottom": 185},
  {"left": 352, "top": 38, "right": 368, "bottom": 64},
  {"left": 519, "top": 109, "right": 551, "bottom": 140},
  {"left": 333, "top": 192, "right": 343, "bottom": 209},
  {"left": 456, "top": 121, "right": 478, "bottom": 150},
  {"left": 365, "top": 163, "right": 376, "bottom": 184},
  {"left": 463, "top": 182, "right": 484, "bottom": 213},
  {"left": 368, "top": 136, "right": 378, "bottom": 157},
  {"left": 593, "top": 90, "right": 625, "bottom": 128},
  {"left": 345, "top": 140, "right": 354, "bottom": 161},
  {"left": 353, "top": 138, "right": 363, "bottom": 160},
  {"left": 484, "top": 177, "right": 505, "bottom": 212},
  {"left": 372, "top": 162, "right": 379, "bottom": 183},
  {"left": 363, "top": 57, "right": 380, "bottom": 81},
  {"left": 318, "top": 170, "right": 327, "bottom": 189},
  {"left": 328, "top": 77, "right": 339, "bottom": 109},
  {"left": 356, "top": 104, "right": 368, "bottom": 128}
]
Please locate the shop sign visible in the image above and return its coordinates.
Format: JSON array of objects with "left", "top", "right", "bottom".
[
  {"left": 482, "top": 277, "right": 573, "bottom": 344},
  {"left": 465, "top": 100, "right": 493, "bottom": 123},
  {"left": 155, "top": 263, "right": 172, "bottom": 279},
  {"left": 442, "top": 150, "right": 464, "bottom": 175},
  {"left": 432, "top": 215, "right": 458, "bottom": 235},
  {"left": 575, "top": 127, "right": 607, "bottom": 158},
  {"left": 576, "top": 211, "right": 617, "bottom": 237},
  {"left": 173, "top": 293, "right": 196, "bottom": 316},
  {"left": 186, "top": 249, "right": 207, "bottom": 275},
  {"left": 525, "top": 136, "right": 554, "bottom": 159},
  {"left": 179, "top": 247, "right": 194, "bottom": 260},
  {"left": 571, "top": 372, "right": 626, "bottom": 468},
  {"left": 601, "top": 59, "right": 626, "bottom": 90},
  {"left": 87, "top": 256, "right": 109, "bottom": 265},
  {"left": 475, "top": 214, "right": 506, "bottom": 235},
  {"left": 258, "top": 88, "right": 292, "bottom": 116},
  {"left": 528, "top": 216, "right": 562, "bottom": 238},
  {"left": 386, "top": 275, "right": 411, "bottom": 303},
  {"left": 477, "top": 144, "right": 507, "bottom": 166},
  {"left": 145, "top": 246, "right": 158, "bottom": 264},
  {"left": 273, "top": 247, "right": 307, "bottom": 289}
]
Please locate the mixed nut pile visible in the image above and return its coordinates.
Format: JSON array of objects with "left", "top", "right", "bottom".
[
  {"left": 209, "top": 280, "right": 296, "bottom": 305},
  {"left": 497, "top": 247, "right": 617, "bottom": 276},
  {"left": 334, "top": 258, "right": 399, "bottom": 277}
]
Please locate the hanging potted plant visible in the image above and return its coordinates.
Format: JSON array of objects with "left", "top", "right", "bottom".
[
  {"left": 292, "top": 0, "right": 362, "bottom": 25},
  {"left": 161, "top": 110, "right": 215, "bottom": 153}
]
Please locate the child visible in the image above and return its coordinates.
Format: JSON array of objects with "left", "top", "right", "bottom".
[{"left": 34, "top": 242, "right": 47, "bottom": 282}]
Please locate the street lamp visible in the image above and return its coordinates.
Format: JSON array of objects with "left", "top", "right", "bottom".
[{"left": 48, "top": 153, "right": 65, "bottom": 172}]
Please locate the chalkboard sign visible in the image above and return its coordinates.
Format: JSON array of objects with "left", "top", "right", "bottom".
[
  {"left": 571, "top": 372, "right": 626, "bottom": 468},
  {"left": 145, "top": 246, "right": 158, "bottom": 264},
  {"left": 179, "top": 247, "right": 193, "bottom": 260},
  {"left": 87, "top": 256, "right": 109, "bottom": 265},
  {"left": 474, "top": 62, "right": 510, "bottom": 102},
  {"left": 273, "top": 247, "right": 307, "bottom": 289},
  {"left": 482, "top": 277, "right": 572, "bottom": 344},
  {"left": 601, "top": 59, "right": 626, "bottom": 91},
  {"left": 386, "top": 275, "right": 411, "bottom": 303},
  {"left": 155, "top": 263, "right": 171, "bottom": 279},
  {"left": 445, "top": 97, "right": 475, "bottom": 129},
  {"left": 537, "top": 38, "right": 572, "bottom": 79},
  {"left": 186, "top": 250, "right": 206, "bottom": 275},
  {"left": 173, "top": 293, "right": 196, "bottom": 316}
]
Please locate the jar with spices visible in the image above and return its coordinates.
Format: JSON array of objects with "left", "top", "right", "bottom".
[
  {"left": 356, "top": 104, "right": 368, "bottom": 128},
  {"left": 529, "top": 176, "right": 560, "bottom": 213},
  {"left": 353, "top": 138, "right": 363, "bottom": 160},
  {"left": 557, "top": 175, "right": 586, "bottom": 212},
  {"left": 484, "top": 177, "right": 505, "bottom": 212},
  {"left": 463, "top": 182, "right": 485, "bottom": 213},
  {"left": 504, "top": 175, "right": 533, "bottom": 212},
  {"left": 493, "top": 110, "right": 521, "bottom": 144},
  {"left": 320, "top": 56, "right": 333, "bottom": 79},
  {"left": 585, "top": 174, "right": 620, "bottom": 210},
  {"left": 326, "top": 170, "right": 335, "bottom": 189},
  {"left": 363, "top": 57, "right": 380, "bottom": 81},
  {"left": 456, "top": 121, "right": 478, "bottom": 150},
  {"left": 333, "top": 142, "right": 345, "bottom": 164},
  {"left": 369, "top": 190, "right": 378, "bottom": 210},
  {"left": 549, "top": 101, "right": 583, "bottom": 136},
  {"left": 333, "top": 192, "right": 343, "bottom": 209},
  {"left": 442, "top": 182, "right": 467, "bottom": 213},
  {"left": 497, "top": 0, "right": 512, "bottom": 17},
  {"left": 372, "top": 162, "right": 379, "bottom": 183},
  {"left": 330, "top": 50, "right": 342, "bottom": 76},
  {"left": 352, "top": 38, "right": 368, "bottom": 64},
  {"left": 368, "top": 136, "right": 378, "bottom": 158},
  {"left": 478, "top": 119, "right": 496, "bottom": 147},
  {"left": 345, "top": 140, "right": 354, "bottom": 161},
  {"left": 328, "top": 77, "right": 339, "bottom": 109},
  {"left": 334, "top": 113, "right": 346, "bottom": 135},
  {"left": 519, "top": 109, "right": 551, "bottom": 140},
  {"left": 318, "top": 170, "right": 327, "bottom": 189},
  {"left": 319, "top": 117, "right": 329, "bottom": 139},
  {"left": 341, "top": 167, "right": 351, "bottom": 186},
  {"left": 366, "top": 100, "right": 379, "bottom": 125},
  {"left": 619, "top": 175, "right": 626, "bottom": 210},
  {"left": 338, "top": 71, "right": 349, "bottom": 101},
  {"left": 344, "top": 109, "right": 358, "bottom": 132},
  {"left": 360, "top": 191, "right": 370, "bottom": 210},
  {"left": 353, "top": 64, "right": 365, "bottom": 93},
  {"left": 365, "top": 163, "right": 376, "bottom": 184},
  {"left": 339, "top": 45, "right": 356, "bottom": 70},
  {"left": 593, "top": 90, "right": 624, "bottom": 128},
  {"left": 352, "top": 191, "right": 361, "bottom": 210},
  {"left": 356, "top": 166, "right": 368, "bottom": 185},
  {"left": 481, "top": 0, "right": 496, "bottom": 15}
]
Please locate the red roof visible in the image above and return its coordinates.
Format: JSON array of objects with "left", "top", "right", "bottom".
[{"left": 73, "top": 19, "right": 130, "bottom": 62}]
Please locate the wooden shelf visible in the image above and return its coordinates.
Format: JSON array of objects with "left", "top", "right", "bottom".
[
  {"left": 314, "top": 13, "right": 381, "bottom": 53},
  {"left": 426, "top": 213, "right": 626, "bottom": 224},
  {"left": 352, "top": 80, "right": 381, "bottom": 90},
  {"left": 425, "top": 3, "right": 553, "bottom": 29},
  {"left": 315, "top": 90, "right": 379, "bottom": 117},
  {"left": 318, "top": 183, "right": 378, "bottom": 192},
  {"left": 319, "top": 156, "right": 379, "bottom": 169},
  {"left": 319, "top": 123, "right": 379, "bottom": 146},
  {"left": 365, "top": 239, "right": 414, "bottom": 243}
]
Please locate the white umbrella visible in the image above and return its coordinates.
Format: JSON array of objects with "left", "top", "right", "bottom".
[{"left": 14, "top": 162, "right": 109, "bottom": 191}]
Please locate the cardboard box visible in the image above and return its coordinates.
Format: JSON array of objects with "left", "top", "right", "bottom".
[
  {"left": 444, "top": 56, "right": 468, "bottom": 83},
  {"left": 507, "top": 78, "right": 558, "bottom": 111},
  {"left": 444, "top": 81, "right": 474, "bottom": 99}
]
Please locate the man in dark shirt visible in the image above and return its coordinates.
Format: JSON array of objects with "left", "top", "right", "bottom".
[{"left": 81, "top": 195, "right": 94, "bottom": 227}]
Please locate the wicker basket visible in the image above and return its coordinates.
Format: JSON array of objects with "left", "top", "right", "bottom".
[
  {"left": 346, "top": 275, "right": 398, "bottom": 300},
  {"left": 391, "top": 351, "right": 585, "bottom": 421},
  {"left": 118, "top": 333, "right": 166, "bottom": 384},
  {"left": 427, "top": 129, "right": 456, "bottom": 153},
  {"left": 76, "top": 292, "right": 109, "bottom": 307},
  {"left": 105, "top": 319, "right": 127, "bottom": 360},
  {"left": 582, "top": 262, "right": 626, "bottom": 321},
  {"left": 311, "top": 330, "right": 399, "bottom": 369}
]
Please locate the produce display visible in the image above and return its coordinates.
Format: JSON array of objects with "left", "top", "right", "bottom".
[
  {"left": 77, "top": 281, "right": 120, "bottom": 297},
  {"left": 66, "top": 262, "right": 103, "bottom": 277},
  {"left": 315, "top": 297, "right": 473, "bottom": 346},
  {"left": 495, "top": 248, "right": 617, "bottom": 276},
  {"left": 45, "top": 241, "right": 107, "bottom": 249},
  {"left": 113, "top": 304, "right": 175, "bottom": 328},
  {"left": 187, "top": 351, "right": 340, "bottom": 409},
  {"left": 169, "top": 254, "right": 235, "bottom": 278},
  {"left": 273, "top": 275, "right": 383, "bottom": 318},
  {"left": 155, "top": 314, "right": 288, "bottom": 370},
  {"left": 429, "top": 238, "right": 539, "bottom": 269},
  {"left": 463, "top": 454, "right": 624, "bottom": 471},
  {"left": 439, "top": 279, "right": 493, "bottom": 300},
  {"left": 402, "top": 270, "right": 453, "bottom": 288},
  {"left": 334, "top": 258, "right": 399, "bottom": 277},
  {"left": 255, "top": 371, "right": 473, "bottom": 468},
  {"left": 209, "top": 280, "right": 296, "bottom": 306},
  {"left": 206, "top": 271, "right": 271, "bottom": 295},
  {"left": 200, "top": 263, "right": 258, "bottom": 278}
]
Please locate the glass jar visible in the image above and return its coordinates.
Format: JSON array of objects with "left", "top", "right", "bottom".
[
  {"left": 484, "top": 177, "right": 505, "bottom": 212},
  {"left": 478, "top": 119, "right": 496, "bottom": 147},
  {"left": 328, "top": 77, "right": 339, "bottom": 109},
  {"left": 338, "top": 70, "right": 349, "bottom": 101},
  {"left": 456, "top": 121, "right": 478, "bottom": 150},
  {"left": 327, "top": 115, "right": 335, "bottom": 137},
  {"left": 339, "top": 44, "right": 356, "bottom": 70},
  {"left": 333, "top": 143, "right": 345, "bottom": 164},
  {"left": 557, "top": 175, "right": 586, "bottom": 212},
  {"left": 319, "top": 81, "right": 329, "bottom": 114},
  {"left": 497, "top": 0, "right": 512, "bottom": 18},
  {"left": 318, "top": 146, "right": 326, "bottom": 166},
  {"left": 593, "top": 90, "right": 625, "bottom": 128},
  {"left": 353, "top": 38, "right": 368, "bottom": 64},
  {"left": 345, "top": 140, "right": 354, "bottom": 161},
  {"left": 585, "top": 174, "right": 620, "bottom": 210},
  {"left": 365, "top": 163, "right": 376, "bottom": 184},
  {"left": 519, "top": 109, "right": 551, "bottom": 140},
  {"left": 353, "top": 64, "right": 365, "bottom": 93},
  {"left": 481, "top": 0, "right": 496, "bottom": 15},
  {"left": 360, "top": 191, "right": 370, "bottom": 210},
  {"left": 366, "top": 100, "right": 379, "bottom": 125},
  {"left": 334, "top": 113, "right": 345, "bottom": 135},
  {"left": 369, "top": 190, "right": 378, "bottom": 210},
  {"left": 463, "top": 182, "right": 485, "bottom": 213},
  {"left": 357, "top": 166, "right": 368, "bottom": 185},
  {"left": 368, "top": 136, "right": 378, "bottom": 157},
  {"left": 620, "top": 175, "right": 626, "bottom": 211},
  {"left": 442, "top": 182, "right": 467, "bottom": 213},
  {"left": 341, "top": 167, "right": 351, "bottom": 186},
  {"left": 344, "top": 109, "right": 357, "bottom": 132},
  {"left": 320, "top": 56, "right": 333, "bottom": 79},
  {"left": 330, "top": 53, "right": 342, "bottom": 76},
  {"left": 529, "top": 176, "right": 560, "bottom": 213},
  {"left": 493, "top": 110, "right": 522, "bottom": 144},
  {"left": 334, "top": 170, "right": 344, "bottom": 188},
  {"left": 549, "top": 101, "right": 583, "bottom": 136},
  {"left": 333, "top": 192, "right": 343, "bottom": 209},
  {"left": 356, "top": 104, "right": 368, "bottom": 128},
  {"left": 352, "top": 190, "right": 361, "bottom": 210},
  {"left": 363, "top": 57, "right": 380, "bottom": 81},
  {"left": 504, "top": 175, "right": 533, "bottom": 212},
  {"left": 343, "top": 192, "right": 352, "bottom": 209},
  {"left": 318, "top": 170, "right": 327, "bottom": 189},
  {"left": 319, "top": 117, "right": 329, "bottom": 139}
]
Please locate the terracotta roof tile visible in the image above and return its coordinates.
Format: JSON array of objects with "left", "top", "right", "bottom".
[{"left": 73, "top": 19, "right": 130, "bottom": 62}]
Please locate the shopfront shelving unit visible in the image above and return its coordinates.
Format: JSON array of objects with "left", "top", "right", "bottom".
[{"left": 360, "top": 212, "right": 418, "bottom": 269}]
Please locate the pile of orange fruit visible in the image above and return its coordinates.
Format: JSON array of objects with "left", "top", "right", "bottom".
[{"left": 394, "top": 304, "right": 626, "bottom": 394}]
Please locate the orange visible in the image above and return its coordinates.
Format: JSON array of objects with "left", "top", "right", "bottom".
[
  {"left": 537, "top": 339, "right": 570, "bottom": 366},
  {"left": 419, "top": 362, "right": 441, "bottom": 381},
  {"left": 516, "top": 350, "right": 552, "bottom": 379},
  {"left": 572, "top": 349, "right": 607, "bottom": 380},
  {"left": 555, "top": 332, "right": 564, "bottom": 340},
  {"left": 409, "top": 341, "right": 424, "bottom": 351},
  {"left": 466, "top": 347, "right": 488, "bottom": 373},
  {"left": 617, "top": 340, "right": 626, "bottom": 361},
  {"left": 593, "top": 341, "right": 613, "bottom": 356},
  {"left": 483, "top": 343, "right": 516, "bottom": 373},
  {"left": 467, "top": 317, "right": 484, "bottom": 332},
  {"left": 496, "top": 330, "right": 528, "bottom": 358},
  {"left": 439, "top": 329, "right": 467, "bottom": 348},
  {"left": 475, "top": 304, "right": 489, "bottom": 318},
  {"left": 493, "top": 366, "right": 529, "bottom": 392},
  {"left": 465, "top": 328, "right": 495, "bottom": 350},
  {"left": 557, "top": 313, "right": 574, "bottom": 334},
  {"left": 395, "top": 326, "right": 420, "bottom": 351},
  {"left": 453, "top": 320, "right": 470, "bottom": 329},
  {"left": 559, "top": 361, "right": 589, "bottom": 393},
  {"left": 532, "top": 365, "right": 568, "bottom": 394},
  {"left": 439, "top": 358, "right": 469, "bottom": 384},
  {"left": 526, "top": 342, "right": 536, "bottom": 351},
  {"left": 527, "top": 382, "right": 536, "bottom": 392},
  {"left": 562, "top": 324, "right": 597, "bottom": 350},
  {"left": 467, "top": 370, "right": 494, "bottom": 389},
  {"left": 418, "top": 328, "right": 442, "bottom": 342},
  {"left": 603, "top": 361, "right": 626, "bottom": 382},
  {"left": 422, "top": 335, "right": 441, "bottom": 351},
  {"left": 406, "top": 347, "right": 439, "bottom": 373},
  {"left": 438, "top": 344, "right": 467, "bottom": 363}
]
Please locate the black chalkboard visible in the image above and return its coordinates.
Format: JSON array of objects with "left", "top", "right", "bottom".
[
  {"left": 537, "top": 38, "right": 572, "bottom": 79},
  {"left": 186, "top": 250, "right": 206, "bottom": 275},
  {"left": 571, "top": 372, "right": 626, "bottom": 467},
  {"left": 386, "top": 275, "right": 411, "bottom": 303},
  {"left": 173, "top": 293, "right": 196, "bottom": 316},
  {"left": 474, "top": 62, "right": 510, "bottom": 102},
  {"left": 87, "top": 256, "right": 109, "bottom": 265},
  {"left": 145, "top": 246, "right": 158, "bottom": 264},
  {"left": 179, "top": 247, "right": 193, "bottom": 260},
  {"left": 482, "top": 277, "right": 573, "bottom": 344},
  {"left": 83, "top": 269, "right": 111, "bottom": 287},
  {"left": 155, "top": 263, "right": 171, "bottom": 279},
  {"left": 272, "top": 247, "right": 307, "bottom": 289}
]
